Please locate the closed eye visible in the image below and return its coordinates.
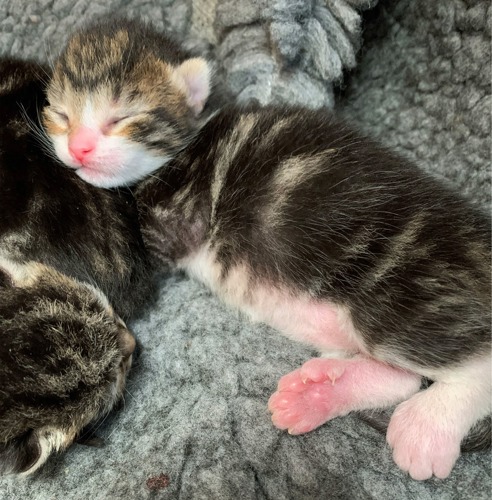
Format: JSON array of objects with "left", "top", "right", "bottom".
[
  {"left": 103, "top": 115, "right": 132, "bottom": 134},
  {"left": 108, "top": 116, "right": 130, "bottom": 127},
  {"left": 54, "top": 110, "right": 69, "bottom": 123}
]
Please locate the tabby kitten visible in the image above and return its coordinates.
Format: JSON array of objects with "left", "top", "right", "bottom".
[
  {"left": 43, "top": 20, "right": 217, "bottom": 189},
  {"left": 44, "top": 20, "right": 491, "bottom": 481},
  {"left": 0, "top": 254, "right": 135, "bottom": 475},
  {"left": 0, "top": 58, "right": 152, "bottom": 475}
]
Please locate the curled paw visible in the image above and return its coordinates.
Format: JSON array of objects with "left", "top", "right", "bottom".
[{"left": 268, "top": 358, "right": 349, "bottom": 435}]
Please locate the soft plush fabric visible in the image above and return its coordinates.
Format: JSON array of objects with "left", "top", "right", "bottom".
[{"left": 0, "top": 0, "right": 490, "bottom": 499}]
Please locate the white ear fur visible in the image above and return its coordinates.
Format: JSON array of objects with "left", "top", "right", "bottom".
[{"left": 171, "top": 57, "right": 211, "bottom": 115}]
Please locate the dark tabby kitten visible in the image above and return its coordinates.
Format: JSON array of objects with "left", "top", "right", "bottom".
[
  {"left": 0, "top": 58, "right": 152, "bottom": 474},
  {"left": 44, "top": 20, "right": 491, "bottom": 481}
]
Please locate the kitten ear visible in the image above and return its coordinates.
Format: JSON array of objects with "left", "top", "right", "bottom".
[
  {"left": 0, "top": 431, "right": 43, "bottom": 476},
  {"left": 171, "top": 58, "right": 211, "bottom": 115}
]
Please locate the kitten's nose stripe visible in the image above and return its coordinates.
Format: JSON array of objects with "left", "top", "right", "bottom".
[{"left": 69, "top": 126, "right": 98, "bottom": 163}]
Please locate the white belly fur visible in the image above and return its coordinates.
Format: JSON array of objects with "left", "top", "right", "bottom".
[{"left": 178, "top": 244, "right": 364, "bottom": 354}]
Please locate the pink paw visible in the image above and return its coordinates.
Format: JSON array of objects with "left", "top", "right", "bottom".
[
  {"left": 387, "top": 398, "right": 461, "bottom": 480},
  {"left": 268, "top": 358, "right": 349, "bottom": 435}
]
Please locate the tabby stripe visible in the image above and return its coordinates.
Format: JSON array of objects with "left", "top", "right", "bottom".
[{"left": 209, "top": 114, "right": 257, "bottom": 225}]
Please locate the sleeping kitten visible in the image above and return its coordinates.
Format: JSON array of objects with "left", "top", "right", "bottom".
[
  {"left": 43, "top": 19, "right": 217, "bottom": 189},
  {"left": 0, "top": 254, "right": 135, "bottom": 476},
  {"left": 0, "top": 57, "right": 152, "bottom": 320},
  {"left": 0, "top": 58, "right": 154, "bottom": 474},
  {"left": 44, "top": 19, "right": 491, "bottom": 481}
]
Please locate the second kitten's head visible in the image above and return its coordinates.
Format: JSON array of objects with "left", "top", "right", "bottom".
[
  {"left": 0, "top": 257, "right": 136, "bottom": 476},
  {"left": 43, "top": 19, "right": 211, "bottom": 188}
]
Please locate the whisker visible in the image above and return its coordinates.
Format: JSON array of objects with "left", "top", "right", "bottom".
[
  {"left": 147, "top": 172, "right": 172, "bottom": 188},
  {"left": 105, "top": 420, "right": 121, "bottom": 440},
  {"left": 43, "top": 39, "right": 56, "bottom": 71},
  {"left": 79, "top": 407, "right": 112, "bottom": 440},
  {"left": 18, "top": 102, "right": 66, "bottom": 167},
  {"left": 124, "top": 387, "right": 137, "bottom": 404},
  {"left": 33, "top": 66, "right": 51, "bottom": 86}
]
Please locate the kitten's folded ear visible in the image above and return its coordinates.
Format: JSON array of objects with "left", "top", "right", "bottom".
[
  {"left": 0, "top": 431, "right": 43, "bottom": 476},
  {"left": 171, "top": 58, "right": 211, "bottom": 115}
]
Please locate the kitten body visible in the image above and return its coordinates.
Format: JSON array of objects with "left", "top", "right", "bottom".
[
  {"left": 135, "top": 108, "right": 491, "bottom": 480},
  {"left": 0, "top": 58, "right": 152, "bottom": 474},
  {"left": 45, "top": 20, "right": 491, "bottom": 481}
]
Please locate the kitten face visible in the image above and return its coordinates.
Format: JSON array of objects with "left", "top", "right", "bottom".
[
  {"left": 43, "top": 19, "right": 210, "bottom": 188},
  {"left": 0, "top": 257, "right": 135, "bottom": 476}
]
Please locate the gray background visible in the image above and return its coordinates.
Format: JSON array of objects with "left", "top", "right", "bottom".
[{"left": 0, "top": 0, "right": 490, "bottom": 498}]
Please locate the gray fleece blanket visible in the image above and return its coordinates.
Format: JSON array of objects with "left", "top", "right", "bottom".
[{"left": 0, "top": 0, "right": 491, "bottom": 498}]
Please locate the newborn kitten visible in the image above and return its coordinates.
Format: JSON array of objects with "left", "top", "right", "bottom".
[
  {"left": 43, "top": 19, "right": 214, "bottom": 189},
  {"left": 0, "top": 58, "right": 152, "bottom": 320},
  {"left": 0, "top": 254, "right": 135, "bottom": 476},
  {"left": 45, "top": 20, "right": 491, "bottom": 481}
]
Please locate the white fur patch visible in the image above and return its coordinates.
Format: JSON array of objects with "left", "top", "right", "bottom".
[
  {"left": 49, "top": 96, "right": 169, "bottom": 188},
  {"left": 54, "top": 130, "right": 168, "bottom": 188},
  {"left": 19, "top": 428, "right": 71, "bottom": 477},
  {"left": 387, "top": 354, "right": 491, "bottom": 479},
  {"left": 0, "top": 253, "right": 44, "bottom": 287}
]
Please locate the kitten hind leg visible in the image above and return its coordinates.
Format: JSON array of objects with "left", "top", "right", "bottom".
[
  {"left": 387, "top": 355, "right": 491, "bottom": 480},
  {"left": 268, "top": 357, "right": 421, "bottom": 435}
]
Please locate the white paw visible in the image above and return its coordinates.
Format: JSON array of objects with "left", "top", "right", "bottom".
[{"left": 387, "top": 397, "right": 461, "bottom": 480}]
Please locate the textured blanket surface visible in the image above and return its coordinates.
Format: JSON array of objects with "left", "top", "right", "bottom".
[{"left": 0, "top": 0, "right": 491, "bottom": 499}]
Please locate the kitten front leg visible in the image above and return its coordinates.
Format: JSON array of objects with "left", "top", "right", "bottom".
[
  {"left": 268, "top": 357, "right": 421, "bottom": 435},
  {"left": 387, "top": 355, "right": 491, "bottom": 480}
]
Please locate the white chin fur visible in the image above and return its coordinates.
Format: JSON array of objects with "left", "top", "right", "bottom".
[
  {"left": 51, "top": 135, "right": 80, "bottom": 170},
  {"left": 51, "top": 135, "right": 167, "bottom": 189},
  {"left": 75, "top": 152, "right": 167, "bottom": 189}
]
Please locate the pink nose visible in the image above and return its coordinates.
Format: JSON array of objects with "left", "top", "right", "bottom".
[{"left": 68, "top": 127, "right": 98, "bottom": 163}]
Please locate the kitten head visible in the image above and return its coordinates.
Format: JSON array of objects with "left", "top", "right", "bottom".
[
  {"left": 0, "top": 257, "right": 136, "bottom": 476},
  {"left": 43, "top": 18, "right": 211, "bottom": 188}
]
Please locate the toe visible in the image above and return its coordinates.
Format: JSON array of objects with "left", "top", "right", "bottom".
[
  {"left": 277, "top": 369, "right": 307, "bottom": 393},
  {"left": 299, "top": 358, "right": 346, "bottom": 384},
  {"left": 268, "top": 391, "right": 299, "bottom": 412},
  {"left": 271, "top": 407, "right": 304, "bottom": 430}
]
